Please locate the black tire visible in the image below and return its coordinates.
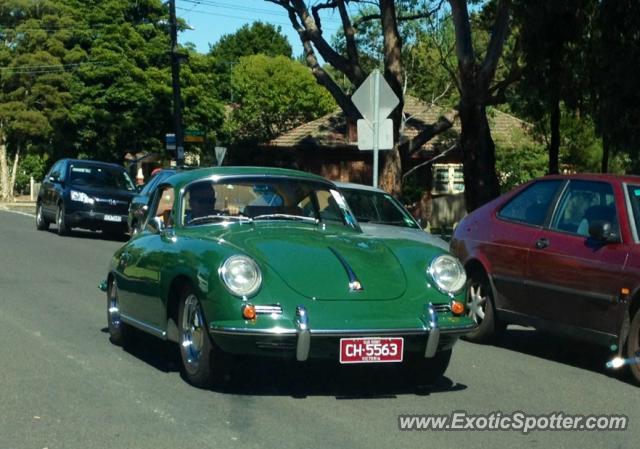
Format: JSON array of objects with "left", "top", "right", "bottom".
[
  {"left": 107, "top": 278, "right": 131, "bottom": 346},
  {"left": 178, "top": 286, "right": 232, "bottom": 388},
  {"left": 463, "top": 268, "right": 504, "bottom": 343},
  {"left": 35, "top": 203, "right": 49, "bottom": 231},
  {"left": 404, "top": 349, "right": 453, "bottom": 386},
  {"left": 56, "top": 203, "right": 69, "bottom": 236},
  {"left": 627, "top": 309, "right": 640, "bottom": 385}
]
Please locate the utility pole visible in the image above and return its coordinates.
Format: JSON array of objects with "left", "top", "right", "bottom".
[{"left": 169, "top": 0, "right": 184, "bottom": 165}]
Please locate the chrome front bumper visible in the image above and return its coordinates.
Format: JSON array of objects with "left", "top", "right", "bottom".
[{"left": 209, "top": 303, "right": 476, "bottom": 361}]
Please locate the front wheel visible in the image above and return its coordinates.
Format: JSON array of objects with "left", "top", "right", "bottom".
[
  {"left": 35, "top": 203, "right": 49, "bottom": 230},
  {"left": 404, "top": 349, "right": 452, "bottom": 386},
  {"left": 463, "top": 269, "right": 504, "bottom": 343},
  {"left": 56, "top": 203, "right": 69, "bottom": 236},
  {"left": 627, "top": 310, "right": 640, "bottom": 385},
  {"left": 107, "top": 278, "right": 131, "bottom": 346},
  {"left": 178, "top": 286, "right": 232, "bottom": 388}
]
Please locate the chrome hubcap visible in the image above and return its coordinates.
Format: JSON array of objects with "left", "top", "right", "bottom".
[
  {"left": 57, "top": 208, "right": 62, "bottom": 228},
  {"left": 108, "top": 281, "right": 121, "bottom": 329},
  {"left": 36, "top": 205, "right": 43, "bottom": 225},
  {"left": 468, "top": 283, "right": 487, "bottom": 323},
  {"left": 181, "top": 294, "right": 205, "bottom": 372}
]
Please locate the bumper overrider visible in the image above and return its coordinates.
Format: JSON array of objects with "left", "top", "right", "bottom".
[{"left": 209, "top": 303, "right": 477, "bottom": 361}]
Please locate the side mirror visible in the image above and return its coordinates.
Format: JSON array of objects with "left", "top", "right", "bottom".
[
  {"left": 588, "top": 220, "right": 617, "bottom": 242},
  {"left": 147, "top": 216, "right": 165, "bottom": 234}
]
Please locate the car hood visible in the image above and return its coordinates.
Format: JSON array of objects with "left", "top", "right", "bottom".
[
  {"left": 217, "top": 224, "right": 408, "bottom": 301},
  {"left": 358, "top": 223, "right": 450, "bottom": 251},
  {"left": 70, "top": 185, "right": 136, "bottom": 202}
]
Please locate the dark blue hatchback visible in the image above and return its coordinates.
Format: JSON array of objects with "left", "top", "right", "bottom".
[{"left": 36, "top": 159, "right": 137, "bottom": 237}]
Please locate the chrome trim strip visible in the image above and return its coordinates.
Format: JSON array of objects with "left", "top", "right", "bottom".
[
  {"left": 424, "top": 303, "right": 440, "bottom": 358},
  {"left": 328, "top": 247, "right": 363, "bottom": 292},
  {"left": 121, "top": 314, "right": 167, "bottom": 339},
  {"left": 295, "top": 305, "right": 310, "bottom": 361},
  {"left": 255, "top": 305, "right": 283, "bottom": 315},
  {"left": 209, "top": 326, "right": 297, "bottom": 336},
  {"left": 309, "top": 328, "right": 427, "bottom": 336}
]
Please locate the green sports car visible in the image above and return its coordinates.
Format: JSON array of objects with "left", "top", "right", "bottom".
[{"left": 102, "top": 167, "right": 475, "bottom": 387}]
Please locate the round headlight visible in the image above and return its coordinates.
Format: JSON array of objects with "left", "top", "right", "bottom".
[
  {"left": 220, "top": 255, "right": 262, "bottom": 297},
  {"left": 428, "top": 254, "right": 467, "bottom": 294}
]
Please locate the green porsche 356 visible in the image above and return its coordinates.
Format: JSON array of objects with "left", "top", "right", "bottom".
[{"left": 102, "top": 167, "right": 475, "bottom": 387}]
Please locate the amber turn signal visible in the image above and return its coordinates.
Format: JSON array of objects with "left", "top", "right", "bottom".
[
  {"left": 450, "top": 300, "right": 465, "bottom": 316},
  {"left": 242, "top": 304, "right": 256, "bottom": 320}
]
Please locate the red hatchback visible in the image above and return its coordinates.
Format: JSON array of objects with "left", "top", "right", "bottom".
[{"left": 451, "top": 174, "right": 640, "bottom": 384}]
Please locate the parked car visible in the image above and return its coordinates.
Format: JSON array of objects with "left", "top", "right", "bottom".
[
  {"left": 336, "top": 182, "right": 449, "bottom": 251},
  {"left": 102, "top": 167, "right": 475, "bottom": 388},
  {"left": 128, "top": 168, "right": 177, "bottom": 235},
  {"left": 450, "top": 173, "right": 640, "bottom": 384},
  {"left": 36, "top": 159, "right": 137, "bottom": 237}
]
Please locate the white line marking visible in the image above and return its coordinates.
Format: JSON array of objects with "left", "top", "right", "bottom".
[{"left": 0, "top": 206, "right": 35, "bottom": 217}]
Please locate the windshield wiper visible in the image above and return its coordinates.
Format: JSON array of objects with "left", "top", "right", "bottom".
[
  {"left": 187, "top": 214, "right": 252, "bottom": 225},
  {"left": 253, "top": 213, "right": 318, "bottom": 224}
]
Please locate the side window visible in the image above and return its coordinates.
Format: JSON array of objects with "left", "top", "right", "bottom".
[
  {"left": 316, "top": 190, "right": 345, "bottom": 223},
  {"left": 550, "top": 180, "right": 618, "bottom": 237},
  {"left": 498, "top": 180, "right": 563, "bottom": 226},
  {"left": 48, "top": 161, "right": 62, "bottom": 181},
  {"left": 152, "top": 186, "right": 175, "bottom": 227}
]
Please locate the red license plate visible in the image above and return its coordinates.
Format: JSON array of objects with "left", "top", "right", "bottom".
[{"left": 339, "top": 337, "right": 404, "bottom": 364}]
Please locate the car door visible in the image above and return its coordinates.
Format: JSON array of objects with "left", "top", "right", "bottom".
[
  {"left": 41, "top": 161, "right": 63, "bottom": 217},
  {"left": 527, "top": 179, "right": 628, "bottom": 335},
  {"left": 488, "top": 179, "right": 565, "bottom": 315},
  {"left": 117, "top": 185, "right": 176, "bottom": 329}
]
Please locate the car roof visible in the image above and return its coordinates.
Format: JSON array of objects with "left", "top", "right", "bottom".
[
  {"left": 64, "top": 158, "right": 126, "bottom": 169},
  {"left": 164, "top": 166, "right": 331, "bottom": 190},
  {"left": 334, "top": 181, "right": 386, "bottom": 194},
  {"left": 541, "top": 173, "right": 640, "bottom": 184}
]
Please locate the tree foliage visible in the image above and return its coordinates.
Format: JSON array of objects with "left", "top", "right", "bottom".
[{"left": 227, "top": 54, "right": 335, "bottom": 144}]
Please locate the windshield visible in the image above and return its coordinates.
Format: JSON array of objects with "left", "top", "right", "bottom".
[
  {"left": 69, "top": 163, "right": 135, "bottom": 191},
  {"left": 181, "top": 177, "right": 356, "bottom": 227},
  {"left": 340, "top": 188, "right": 420, "bottom": 229}
]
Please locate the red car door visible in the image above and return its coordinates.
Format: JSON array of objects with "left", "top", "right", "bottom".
[
  {"left": 488, "top": 180, "right": 565, "bottom": 315},
  {"left": 527, "top": 179, "right": 628, "bottom": 335}
]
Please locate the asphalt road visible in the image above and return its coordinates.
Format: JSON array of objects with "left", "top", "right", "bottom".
[{"left": 1, "top": 209, "right": 638, "bottom": 449}]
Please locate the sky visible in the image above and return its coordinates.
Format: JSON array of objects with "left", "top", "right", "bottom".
[{"left": 175, "top": 0, "right": 344, "bottom": 56}]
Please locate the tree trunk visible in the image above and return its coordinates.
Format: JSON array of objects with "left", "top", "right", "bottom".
[
  {"left": 459, "top": 99, "right": 501, "bottom": 212},
  {"left": 548, "top": 90, "right": 560, "bottom": 174},
  {"left": 0, "top": 132, "right": 10, "bottom": 201},
  {"left": 9, "top": 143, "right": 20, "bottom": 198},
  {"left": 601, "top": 132, "right": 610, "bottom": 173}
]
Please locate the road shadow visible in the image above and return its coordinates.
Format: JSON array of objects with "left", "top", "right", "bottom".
[
  {"left": 487, "top": 326, "right": 637, "bottom": 386},
  {"left": 106, "top": 327, "right": 468, "bottom": 398},
  {"left": 46, "top": 227, "right": 129, "bottom": 242}
]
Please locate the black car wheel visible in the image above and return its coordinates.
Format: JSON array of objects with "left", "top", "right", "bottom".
[
  {"left": 35, "top": 203, "right": 49, "bottom": 230},
  {"left": 107, "top": 278, "right": 131, "bottom": 346},
  {"left": 404, "top": 349, "right": 452, "bottom": 386},
  {"left": 627, "top": 309, "right": 640, "bottom": 385},
  {"left": 463, "top": 268, "right": 504, "bottom": 343},
  {"left": 178, "top": 286, "right": 232, "bottom": 388},
  {"left": 56, "top": 203, "right": 69, "bottom": 236}
]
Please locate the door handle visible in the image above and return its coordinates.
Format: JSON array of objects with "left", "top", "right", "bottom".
[{"left": 535, "top": 238, "right": 550, "bottom": 249}]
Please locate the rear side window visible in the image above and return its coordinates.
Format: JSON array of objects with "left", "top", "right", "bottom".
[
  {"left": 550, "top": 180, "right": 617, "bottom": 237},
  {"left": 498, "top": 180, "right": 563, "bottom": 226}
]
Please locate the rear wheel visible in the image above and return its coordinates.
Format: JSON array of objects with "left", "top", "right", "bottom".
[
  {"left": 56, "top": 203, "right": 69, "bottom": 236},
  {"left": 107, "top": 278, "right": 131, "bottom": 346},
  {"left": 35, "top": 203, "right": 49, "bottom": 230},
  {"left": 178, "top": 286, "right": 232, "bottom": 388},
  {"left": 404, "top": 349, "right": 452, "bottom": 386},
  {"left": 463, "top": 268, "right": 504, "bottom": 343},
  {"left": 627, "top": 310, "right": 640, "bottom": 385}
]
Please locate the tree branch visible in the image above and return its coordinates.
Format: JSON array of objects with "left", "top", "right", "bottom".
[
  {"left": 402, "top": 142, "right": 458, "bottom": 181},
  {"left": 479, "top": 0, "right": 512, "bottom": 86},
  {"left": 448, "top": 0, "right": 475, "bottom": 72},
  {"left": 400, "top": 114, "right": 455, "bottom": 155}
]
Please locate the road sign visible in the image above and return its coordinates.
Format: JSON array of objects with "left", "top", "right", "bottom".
[
  {"left": 215, "top": 146, "right": 227, "bottom": 166},
  {"left": 165, "top": 133, "right": 176, "bottom": 150},
  {"left": 184, "top": 135, "right": 204, "bottom": 143},
  {"left": 352, "top": 70, "right": 400, "bottom": 125},
  {"left": 185, "top": 129, "right": 204, "bottom": 136},
  {"left": 357, "top": 119, "right": 394, "bottom": 150},
  {"left": 351, "top": 70, "right": 400, "bottom": 187}
]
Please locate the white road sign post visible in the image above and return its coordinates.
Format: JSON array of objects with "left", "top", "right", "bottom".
[
  {"left": 215, "top": 146, "right": 227, "bottom": 166},
  {"left": 351, "top": 69, "right": 400, "bottom": 187}
]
